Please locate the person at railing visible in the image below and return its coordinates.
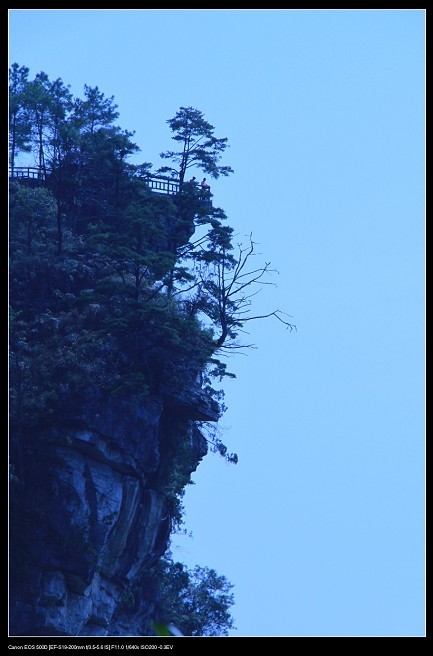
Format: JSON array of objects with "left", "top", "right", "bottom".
[{"left": 200, "top": 177, "right": 211, "bottom": 201}]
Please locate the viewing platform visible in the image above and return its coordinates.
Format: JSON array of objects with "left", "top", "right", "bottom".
[
  {"left": 9, "top": 168, "right": 211, "bottom": 201},
  {"left": 139, "top": 175, "right": 211, "bottom": 200},
  {"left": 9, "top": 168, "right": 182, "bottom": 192}
]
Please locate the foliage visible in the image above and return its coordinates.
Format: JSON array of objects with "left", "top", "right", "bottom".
[
  {"left": 9, "top": 62, "right": 292, "bottom": 350},
  {"left": 8, "top": 62, "right": 294, "bottom": 495},
  {"left": 158, "top": 106, "right": 234, "bottom": 185},
  {"left": 9, "top": 63, "right": 32, "bottom": 171},
  {"left": 199, "top": 421, "right": 238, "bottom": 465},
  {"left": 155, "top": 555, "right": 235, "bottom": 636},
  {"left": 9, "top": 180, "right": 57, "bottom": 255}
]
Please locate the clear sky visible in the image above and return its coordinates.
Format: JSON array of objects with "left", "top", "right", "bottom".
[{"left": 9, "top": 9, "right": 425, "bottom": 637}]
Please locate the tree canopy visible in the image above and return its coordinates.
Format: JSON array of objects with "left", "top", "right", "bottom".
[
  {"left": 156, "top": 555, "right": 235, "bottom": 636},
  {"left": 159, "top": 106, "right": 234, "bottom": 186}
]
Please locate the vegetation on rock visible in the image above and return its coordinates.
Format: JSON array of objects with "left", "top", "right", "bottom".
[{"left": 9, "top": 64, "right": 294, "bottom": 636}]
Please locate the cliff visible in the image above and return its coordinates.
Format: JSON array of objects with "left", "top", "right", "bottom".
[
  {"left": 9, "top": 92, "right": 244, "bottom": 637},
  {"left": 8, "top": 180, "right": 224, "bottom": 636},
  {"left": 10, "top": 382, "right": 217, "bottom": 636}
]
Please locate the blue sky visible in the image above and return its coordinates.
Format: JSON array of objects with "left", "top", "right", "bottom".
[{"left": 9, "top": 9, "right": 425, "bottom": 637}]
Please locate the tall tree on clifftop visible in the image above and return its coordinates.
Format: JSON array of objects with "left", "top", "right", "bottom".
[
  {"left": 9, "top": 63, "right": 32, "bottom": 174},
  {"left": 158, "top": 106, "right": 234, "bottom": 186}
]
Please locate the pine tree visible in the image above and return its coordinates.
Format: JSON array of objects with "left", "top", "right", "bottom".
[
  {"left": 9, "top": 63, "right": 32, "bottom": 173},
  {"left": 159, "top": 106, "right": 234, "bottom": 186}
]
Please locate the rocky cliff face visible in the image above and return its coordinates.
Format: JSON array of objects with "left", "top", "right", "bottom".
[{"left": 9, "top": 382, "right": 218, "bottom": 636}]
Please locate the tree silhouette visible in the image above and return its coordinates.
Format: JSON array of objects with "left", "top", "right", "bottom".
[
  {"left": 158, "top": 106, "right": 234, "bottom": 186},
  {"left": 9, "top": 63, "right": 32, "bottom": 174}
]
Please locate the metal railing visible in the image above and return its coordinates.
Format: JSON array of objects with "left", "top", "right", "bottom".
[
  {"left": 9, "top": 169, "right": 212, "bottom": 202},
  {"left": 9, "top": 166, "right": 48, "bottom": 180},
  {"left": 141, "top": 175, "right": 212, "bottom": 200}
]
